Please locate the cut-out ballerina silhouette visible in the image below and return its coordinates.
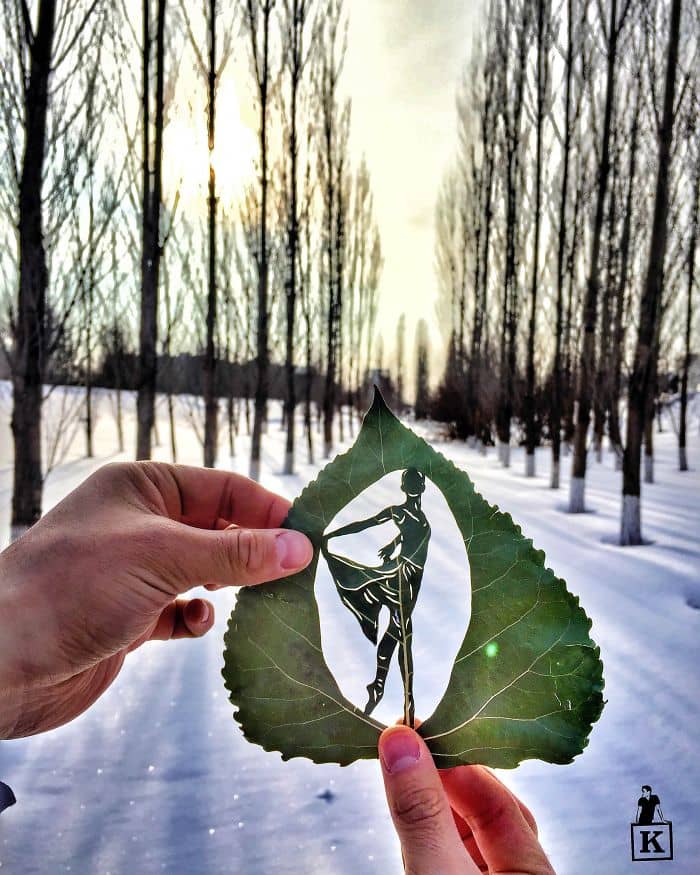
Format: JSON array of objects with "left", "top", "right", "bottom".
[{"left": 321, "top": 468, "right": 430, "bottom": 727}]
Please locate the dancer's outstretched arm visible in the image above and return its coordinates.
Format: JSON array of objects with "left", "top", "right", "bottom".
[{"left": 325, "top": 507, "right": 393, "bottom": 539}]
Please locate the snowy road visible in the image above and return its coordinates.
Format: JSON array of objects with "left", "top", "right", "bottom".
[{"left": 1, "top": 389, "right": 699, "bottom": 874}]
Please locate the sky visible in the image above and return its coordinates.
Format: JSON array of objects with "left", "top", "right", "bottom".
[
  {"left": 343, "top": 0, "right": 481, "bottom": 368},
  {"left": 132, "top": 0, "right": 482, "bottom": 377}
]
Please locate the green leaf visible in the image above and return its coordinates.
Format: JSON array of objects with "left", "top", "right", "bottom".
[{"left": 222, "top": 389, "right": 604, "bottom": 768}]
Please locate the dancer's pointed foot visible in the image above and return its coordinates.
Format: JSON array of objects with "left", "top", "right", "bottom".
[{"left": 364, "top": 680, "right": 384, "bottom": 715}]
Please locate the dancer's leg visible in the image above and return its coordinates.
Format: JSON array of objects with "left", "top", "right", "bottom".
[
  {"left": 398, "top": 615, "right": 415, "bottom": 726},
  {"left": 364, "top": 615, "right": 400, "bottom": 715}
]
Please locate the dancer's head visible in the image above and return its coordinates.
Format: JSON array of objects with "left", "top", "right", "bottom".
[{"left": 401, "top": 468, "right": 425, "bottom": 498}]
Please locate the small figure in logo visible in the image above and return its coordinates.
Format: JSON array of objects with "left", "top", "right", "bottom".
[
  {"left": 636, "top": 785, "right": 665, "bottom": 825},
  {"left": 321, "top": 468, "right": 430, "bottom": 726}
]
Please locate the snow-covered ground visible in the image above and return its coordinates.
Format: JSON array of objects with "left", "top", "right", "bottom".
[{"left": 0, "top": 385, "right": 699, "bottom": 875}]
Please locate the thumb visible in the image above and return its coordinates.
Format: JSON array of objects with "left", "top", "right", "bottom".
[
  {"left": 379, "top": 726, "right": 480, "bottom": 875},
  {"left": 145, "top": 521, "right": 314, "bottom": 594}
]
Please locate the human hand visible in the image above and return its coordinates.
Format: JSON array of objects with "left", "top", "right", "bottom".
[
  {"left": 378, "top": 544, "right": 394, "bottom": 562},
  {"left": 378, "top": 725, "right": 555, "bottom": 874},
  {"left": 0, "top": 462, "right": 312, "bottom": 739}
]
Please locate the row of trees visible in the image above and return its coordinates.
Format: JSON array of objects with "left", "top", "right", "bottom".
[
  {"left": 0, "top": 0, "right": 384, "bottom": 535},
  {"left": 432, "top": 0, "right": 698, "bottom": 545}
]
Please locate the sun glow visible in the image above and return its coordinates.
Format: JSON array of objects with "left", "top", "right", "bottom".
[{"left": 163, "top": 79, "right": 257, "bottom": 213}]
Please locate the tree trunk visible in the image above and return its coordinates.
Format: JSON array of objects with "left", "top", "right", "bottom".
[
  {"left": 496, "top": 0, "right": 527, "bottom": 468},
  {"left": 621, "top": 0, "right": 682, "bottom": 544},
  {"left": 168, "top": 393, "right": 177, "bottom": 462},
  {"left": 10, "top": 0, "right": 57, "bottom": 535},
  {"left": 227, "top": 393, "right": 236, "bottom": 457},
  {"left": 305, "top": 372, "right": 314, "bottom": 465},
  {"left": 644, "top": 412, "right": 654, "bottom": 485},
  {"left": 85, "top": 287, "right": 94, "bottom": 459},
  {"left": 609, "top": 78, "right": 641, "bottom": 466},
  {"left": 136, "top": 0, "right": 166, "bottom": 461},
  {"left": 679, "top": 147, "right": 699, "bottom": 471},
  {"left": 562, "top": 147, "right": 584, "bottom": 454},
  {"left": 248, "top": 4, "right": 273, "bottom": 482},
  {"left": 524, "top": 0, "right": 548, "bottom": 478},
  {"left": 550, "top": 0, "right": 574, "bottom": 489},
  {"left": 569, "top": 0, "right": 619, "bottom": 512},
  {"left": 283, "top": 0, "right": 304, "bottom": 476},
  {"left": 322, "top": 147, "right": 336, "bottom": 457},
  {"left": 116, "top": 385, "right": 124, "bottom": 453},
  {"left": 203, "top": 0, "right": 218, "bottom": 469}
]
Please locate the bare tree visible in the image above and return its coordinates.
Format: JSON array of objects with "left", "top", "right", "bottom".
[
  {"left": 279, "top": 0, "right": 314, "bottom": 473},
  {"left": 549, "top": 0, "right": 589, "bottom": 487},
  {"left": 70, "top": 17, "right": 126, "bottom": 459},
  {"left": 569, "top": 0, "right": 633, "bottom": 512},
  {"left": 395, "top": 312, "right": 406, "bottom": 409},
  {"left": 471, "top": 24, "right": 498, "bottom": 450},
  {"left": 136, "top": 0, "right": 168, "bottom": 460},
  {"left": 622, "top": 0, "right": 684, "bottom": 544},
  {"left": 495, "top": 0, "right": 531, "bottom": 467},
  {"left": 608, "top": 54, "right": 644, "bottom": 468},
  {"left": 679, "top": 84, "right": 699, "bottom": 472},
  {"left": 345, "top": 156, "right": 381, "bottom": 423},
  {"left": 179, "top": 0, "right": 234, "bottom": 467},
  {"left": 414, "top": 319, "right": 430, "bottom": 420},
  {"left": 316, "top": 0, "right": 348, "bottom": 457},
  {"left": 298, "top": 125, "right": 318, "bottom": 464},
  {"left": 103, "top": 228, "right": 132, "bottom": 453},
  {"left": 2, "top": 0, "right": 105, "bottom": 535},
  {"left": 523, "top": 0, "right": 553, "bottom": 477},
  {"left": 242, "top": 0, "right": 277, "bottom": 481}
]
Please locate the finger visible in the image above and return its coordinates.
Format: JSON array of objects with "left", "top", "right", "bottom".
[
  {"left": 379, "top": 726, "right": 481, "bottom": 875},
  {"left": 143, "top": 520, "right": 314, "bottom": 593},
  {"left": 449, "top": 808, "right": 487, "bottom": 872},
  {"left": 441, "top": 766, "right": 539, "bottom": 836},
  {"left": 152, "top": 598, "right": 215, "bottom": 640},
  {"left": 123, "top": 462, "right": 291, "bottom": 529},
  {"left": 440, "top": 766, "right": 555, "bottom": 874},
  {"left": 127, "top": 598, "right": 215, "bottom": 651},
  {"left": 442, "top": 769, "right": 537, "bottom": 874}
]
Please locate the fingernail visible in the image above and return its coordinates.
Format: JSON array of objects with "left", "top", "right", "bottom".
[
  {"left": 189, "top": 600, "right": 210, "bottom": 624},
  {"left": 379, "top": 728, "right": 421, "bottom": 774},
  {"left": 275, "top": 531, "right": 311, "bottom": 570}
]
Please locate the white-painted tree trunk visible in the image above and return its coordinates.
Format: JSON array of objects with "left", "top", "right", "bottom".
[
  {"left": 479, "top": 440, "right": 487, "bottom": 456},
  {"left": 550, "top": 459, "right": 560, "bottom": 489},
  {"left": 569, "top": 476, "right": 585, "bottom": 513},
  {"left": 620, "top": 494, "right": 641, "bottom": 545},
  {"left": 501, "top": 442, "right": 511, "bottom": 468},
  {"left": 249, "top": 459, "right": 260, "bottom": 482},
  {"left": 644, "top": 453, "right": 654, "bottom": 484},
  {"left": 525, "top": 452, "right": 535, "bottom": 477},
  {"left": 283, "top": 451, "right": 294, "bottom": 475},
  {"left": 679, "top": 446, "right": 688, "bottom": 471},
  {"left": 562, "top": 442, "right": 570, "bottom": 456}
]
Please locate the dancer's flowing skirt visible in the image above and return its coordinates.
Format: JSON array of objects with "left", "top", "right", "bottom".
[{"left": 321, "top": 544, "right": 423, "bottom": 645}]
